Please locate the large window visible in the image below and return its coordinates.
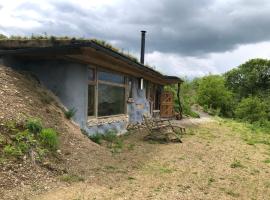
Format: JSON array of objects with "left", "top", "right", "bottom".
[
  {"left": 87, "top": 67, "right": 127, "bottom": 117},
  {"left": 98, "top": 84, "right": 125, "bottom": 116}
]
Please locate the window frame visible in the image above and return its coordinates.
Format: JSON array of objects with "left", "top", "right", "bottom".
[{"left": 87, "top": 66, "right": 128, "bottom": 118}]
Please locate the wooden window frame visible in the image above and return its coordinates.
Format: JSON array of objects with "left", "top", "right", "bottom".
[{"left": 87, "top": 66, "right": 128, "bottom": 118}]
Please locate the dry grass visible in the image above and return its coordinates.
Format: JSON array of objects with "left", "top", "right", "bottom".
[{"left": 33, "top": 120, "right": 270, "bottom": 200}]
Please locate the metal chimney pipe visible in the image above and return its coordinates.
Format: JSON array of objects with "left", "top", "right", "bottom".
[{"left": 140, "top": 30, "right": 146, "bottom": 64}]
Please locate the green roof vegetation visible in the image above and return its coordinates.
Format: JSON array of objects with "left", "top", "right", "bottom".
[{"left": 0, "top": 34, "right": 161, "bottom": 72}]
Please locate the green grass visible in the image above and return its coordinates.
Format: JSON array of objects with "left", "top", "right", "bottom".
[
  {"left": 26, "top": 118, "right": 43, "bottom": 134},
  {"left": 230, "top": 160, "right": 245, "bottom": 168},
  {"left": 39, "top": 128, "right": 59, "bottom": 151},
  {"left": 89, "top": 133, "right": 102, "bottom": 144},
  {"left": 263, "top": 159, "right": 270, "bottom": 164},
  {"left": 59, "top": 174, "right": 84, "bottom": 183},
  {"left": 1, "top": 118, "right": 59, "bottom": 160},
  {"left": 218, "top": 118, "right": 270, "bottom": 147},
  {"left": 226, "top": 190, "right": 240, "bottom": 197},
  {"left": 88, "top": 131, "right": 124, "bottom": 153},
  {"left": 64, "top": 108, "right": 77, "bottom": 119}
]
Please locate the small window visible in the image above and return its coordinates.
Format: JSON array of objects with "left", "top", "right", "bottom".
[
  {"left": 88, "top": 85, "right": 95, "bottom": 116},
  {"left": 98, "top": 84, "right": 125, "bottom": 116},
  {"left": 98, "top": 71, "right": 125, "bottom": 84}
]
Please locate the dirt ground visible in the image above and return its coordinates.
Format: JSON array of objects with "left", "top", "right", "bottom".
[
  {"left": 32, "top": 119, "right": 270, "bottom": 200},
  {"left": 1, "top": 66, "right": 270, "bottom": 200}
]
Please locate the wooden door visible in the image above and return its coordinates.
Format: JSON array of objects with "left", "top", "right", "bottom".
[{"left": 160, "top": 91, "right": 174, "bottom": 118}]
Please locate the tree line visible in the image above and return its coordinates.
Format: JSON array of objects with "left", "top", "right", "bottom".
[{"left": 166, "top": 58, "right": 270, "bottom": 128}]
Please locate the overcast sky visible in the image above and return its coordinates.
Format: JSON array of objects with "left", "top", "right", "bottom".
[{"left": 1, "top": 0, "right": 270, "bottom": 78}]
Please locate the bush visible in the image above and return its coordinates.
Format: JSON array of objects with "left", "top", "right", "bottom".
[
  {"left": 39, "top": 128, "right": 59, "bottom": 151},
  {"left": 15, "top": 130, "right": 36, "bottom": 153},
  {"left": 64, "top": 108, "right": 77, "bottom": 119},
  {"left": 89, "top": 133, "right": 103, "bottom": 144},
  {"left": 26, "top": 118, "right": 42, "bottom": 134},
  {"left": 197, "top": 75, "right": 234, "bottom": 117},
  {"left": 235, "top": 96, "right": 268, "bottom": 123}
]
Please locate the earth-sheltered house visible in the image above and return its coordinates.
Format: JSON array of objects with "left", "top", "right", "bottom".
[{"left": 0, "top": 36, "right": 182, "bottom": 135}]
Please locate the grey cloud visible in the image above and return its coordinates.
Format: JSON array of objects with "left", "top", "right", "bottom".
[{"left": 1, "top": 0, "right": 270, "bottom": 57}]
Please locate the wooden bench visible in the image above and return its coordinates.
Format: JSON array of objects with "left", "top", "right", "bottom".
[{"left": 143, "top": 115, "right": 186, "bottom": 143}]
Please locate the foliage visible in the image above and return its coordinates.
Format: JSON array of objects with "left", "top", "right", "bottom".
[
  {"left": 59, "top": 174, "right": 84, "bottom": 183},
  {"left": 3, "top": 145, "right": 22, "bottom": 157},
  {"left": 0, "top": 34, "right": 7, "bottom": 39},
  {"left": 39, "top": 128, "right": 59, "bottom": 151},
  {"left": 89, "top": 133, "right": 103, "bottom": 144},
  {"left": 235, "top": 96, "right": 268, "bottom": 123},
  {"left": 64, "top": 108, "right": 77, "bottom": 119},
  {"left": 26, "top": 118, "right": 43, "bottom": 134},
  {"left": 230, "top": 160, "right": 245, "bottom": 168},
  {"left": 88, "top": 130, "right": 124, "bottom": 153},
  {"left": 1, "top": 118, "right": 59, "bottom": 160},
  {"left": 197, "top": 75, "right": 234, "bottom": 117},
  {"left": 164, "top": 81, "right": 200, "bottom": 117},
  {"left": 225, "top": 58, "right": 270, "bottom": 99}
]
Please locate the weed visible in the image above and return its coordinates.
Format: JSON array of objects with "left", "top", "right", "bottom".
[
  {"left": 104, "top": 165, "right": 117, "bottom": 171},
  {"left": 110, "top": 139, "right": 124, "bottom": 153},
  {"left": 0, "top": 134, "right": 5, "bottom": 145},
  {"left": 127, "top": 143, "right": 135, "bottom": 150},
  {"left": 59, "top": 174, "right": 84, "bottom": 183},
  {"left": 263, "top": 159, "right": 270, "bottom": 164},
  {"left": 265, "top": 181, "right": 270, "bottom": 188},
  {"left": 39, "top": 128, "right": 58, "bottom": 151},
  {"left": 159, "top": 166, "right": 174, "bottom": 173},
  {"left": 102, "top": 131, "right": 118, "bottom": 143},
  {"left": 40, "top": 91, "right": 54, "bottom": 104},
  {"left": 3, "top": 145, "right": 22, "bottom": 157},
  {"left": 26, "top": 118, "right": 42, "bottom": 134},
  {"left": 226, "top": 190, "right": 240, "bottom": 197},
  {"left": 64, "top": 108, "right": 77, "bottom": 119},
  {"left": 89, "top": 133, "right": 102, "bottom": 144},
  {"left": 230, "top": 160, "right": 245, "bottom": 168},
  {"left": 208, "top": 177, "right": 215, "bottom": 185},
  {"left": 0, "top": 156, "right": 6, "bottom": 163},
  {"left": 128, "top": 176, "right": 136, "bottom": 180}
]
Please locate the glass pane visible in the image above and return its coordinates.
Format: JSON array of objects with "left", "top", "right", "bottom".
[
  {"left": 98, "top": 71, "right": 124, "bottom": 84},
  {"left": 98, "top": 84, "right": 125, "bottom": 116},
  {"left": 88, "top": 85, "right": 95, "bottom": 116},
  {"left": 88, "top": 68, "right": 95, "bottom": 81}
]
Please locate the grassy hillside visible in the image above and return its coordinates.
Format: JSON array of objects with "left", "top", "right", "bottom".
[{"left": 0, "top": 65, "right": 113, "bottom": 199}]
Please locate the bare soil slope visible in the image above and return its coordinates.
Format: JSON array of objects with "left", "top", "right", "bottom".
[{"left": 0, "top": 65, "right": 113, "bottom": 199}]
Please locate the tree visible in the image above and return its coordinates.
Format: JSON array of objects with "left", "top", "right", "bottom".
[
  {"left": 235, "top": 96, "right": 268, "bottom": 123},
  {"left": 225, "top": 58, "right": 270, "bottom": 99},
  {"left": 197, "top": 75, "right": 234, "bottom": 117}
]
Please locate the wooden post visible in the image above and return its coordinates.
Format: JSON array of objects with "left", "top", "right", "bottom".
[{"left": 177, "top": 82, "right": 183, "bottom": 120}]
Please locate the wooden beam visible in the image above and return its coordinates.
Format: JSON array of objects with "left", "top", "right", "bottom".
[{"left": 64, "top": 53, "right": 168, "bottom": 85}]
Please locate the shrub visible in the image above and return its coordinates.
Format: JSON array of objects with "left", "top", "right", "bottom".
[
  {"left": 15, "top": 130, "right": 36, "bottom": 153},
  {"left": 89, "top": 133, "right": 102, "bottom": 144},
  {"left": 64, "top": 108, "right": 77, "bottom": 119},
  {"left": 235, "top": 96, "right": 268, "bottom": 123},
  {"left": 26, "top": 118, "right": 42, "bottom": 134},
  {"left": 39, "top": 128, "right": 58, "bottom": 151},
  {"left": 197, "top": 75, "right": 234, "bottom": 117}
]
